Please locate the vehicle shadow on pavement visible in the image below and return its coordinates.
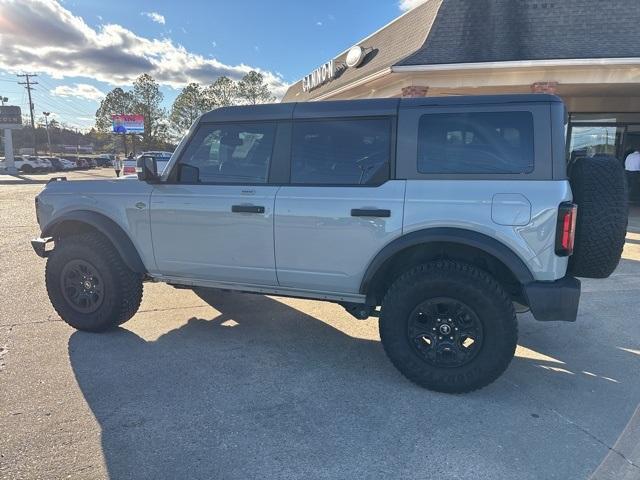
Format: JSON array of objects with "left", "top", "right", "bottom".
[
  {"left": 0, "top": 173, "right": 51, "bottom": 185},
  {"left": 68, "top": 284, "right": 640, "bottom": 479}
]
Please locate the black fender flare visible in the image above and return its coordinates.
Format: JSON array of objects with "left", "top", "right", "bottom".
[
  {"left": 360, "top": 227, "right": 534, "bottom": 295},
  {"left": 42, "top": 210, "right": 147, "bottom": 274}
]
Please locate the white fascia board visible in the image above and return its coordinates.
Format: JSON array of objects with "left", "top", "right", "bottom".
[{"left": 392, "top": 58, "right": 640, "bottom": 72}]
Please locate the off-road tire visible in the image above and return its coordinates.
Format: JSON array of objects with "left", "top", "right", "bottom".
[
  {"left": 379, "top": 260, "right": 517, "bottom": 393},
  {"left": 568, "top": 156, "right": 628, "bottom": 278},
  {"left": 45, "top": 232, "right": 143, "bottom": 332}
]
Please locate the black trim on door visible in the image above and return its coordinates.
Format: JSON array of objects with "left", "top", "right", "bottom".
[
  {"left": 351, "top": 209, "right": 391, "bottom": 218},
  {"left": 231, "top": 205, "right": 265, "bottom": 214},
  {"left": 269, "top": 121, "right": 292, "bottom": 184}
]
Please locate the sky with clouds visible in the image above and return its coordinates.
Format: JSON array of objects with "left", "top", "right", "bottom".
[{"left": 0, "top": 0, "right": 428, "bottom": 129}]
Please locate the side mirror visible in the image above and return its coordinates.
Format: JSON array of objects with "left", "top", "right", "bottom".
[{"left": 137, "top": 156, "right": 159, "bottom": 182}]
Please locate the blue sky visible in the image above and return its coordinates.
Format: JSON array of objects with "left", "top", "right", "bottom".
[{"left": 0, "top": 0, "right": 422, "bottom": 129}]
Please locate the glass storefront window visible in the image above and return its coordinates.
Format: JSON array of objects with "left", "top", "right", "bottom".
[
  {"left": 568, "top": 125, "right": 624, "bottom": 162},
  {"left": 571, "top": 113, "right": 640, "bottom": 124}
]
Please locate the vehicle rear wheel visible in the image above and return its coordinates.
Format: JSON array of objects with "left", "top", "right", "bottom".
[
  {"left": 568, "top": 156, "right": 628, "bottom": 278},
  {"left": 45, "top": 231, "right": 143, "bottom": 332},
  {"left": 379, "top": 260, "right": 517, "bottom": 393},
  {"left": 21, "top": 164, "right": 33, "bottom": 173}
]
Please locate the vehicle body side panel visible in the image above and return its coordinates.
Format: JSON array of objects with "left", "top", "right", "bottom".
[
  {"left": 149, "top": 184, "right": 279, "bottom": 285},
  {"left": 36, "top": 179, "right": 156, "bottom": 271},
  {"left": 274, "top": 180, "right": 406, "bottom": 293},
  {"left": 403, "top": 180, "right": 572, "bottom": 281}
]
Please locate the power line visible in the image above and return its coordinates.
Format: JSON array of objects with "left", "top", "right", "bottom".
[
  {"left": 35, "top": 77, "right": 98, "bottom": 121},
  {"left": 36, "top": 96, "right": 93, "bottom": 119}
]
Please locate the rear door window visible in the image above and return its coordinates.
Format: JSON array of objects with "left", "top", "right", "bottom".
[
  {"left": 417, "top": 111, "right": 534, "bottom": 174},
  {"left": 291, "top": 118, "right": 391, "bottom": 185}
]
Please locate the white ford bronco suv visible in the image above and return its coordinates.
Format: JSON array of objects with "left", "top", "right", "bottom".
[{"left": 32, "top": 95, "right": 628, "bottom": 393}]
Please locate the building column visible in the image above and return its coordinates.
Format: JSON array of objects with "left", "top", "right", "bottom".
[
  {"left": 401, "top": 85, "right": 429, "bottom": 98},
  {"left": 531, "top": 81, "right": 559, "bottom": 94}
]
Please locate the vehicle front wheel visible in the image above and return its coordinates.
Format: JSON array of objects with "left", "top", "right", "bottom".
[
  {"left": 21, "top": 164, "right": 33, "bottom": 173},
  {"left": 45, "top": 232, "right": 143, "bottom": 332},
  {"left": 379, "top": 260, "right": 517, "bottom": 393}
]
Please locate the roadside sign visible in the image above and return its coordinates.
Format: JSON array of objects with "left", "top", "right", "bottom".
[
  {"left": 0, "top": 106, "right": 22, "bottom": 129},
  {"left": 112, "top": 114, "right": 144, "bottom": 134}
]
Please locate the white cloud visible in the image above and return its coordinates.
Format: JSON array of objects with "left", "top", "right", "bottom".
[
  {"left": 0, "top": 1, "right": 289, "bottom": 97},
  {"left": 316, "top": 21, "right": 323, "bottom": 27},
  {"left": 142, "top": 11, "right": 165, "bottom": 25},
  {"left": 399, "top": 0, "right": 428, "bottom": 11},
  {"left": 51, "top": 83, "right": 105, "bottom": 101}
]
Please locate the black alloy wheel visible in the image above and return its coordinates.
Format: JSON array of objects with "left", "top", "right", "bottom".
[
  {"left": 60, "top": 259, "right": 105, "bottom": 314},
  {"left": 407, "top": 297, "right": 483, "bottom": 368}
]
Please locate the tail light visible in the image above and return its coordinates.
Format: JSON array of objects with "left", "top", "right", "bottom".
[
  {"left": 555, "top": 202, "right": 577, "bottom": 256},
  {"left": 123, "top": 165, "right": 136, "bottom": 175}
]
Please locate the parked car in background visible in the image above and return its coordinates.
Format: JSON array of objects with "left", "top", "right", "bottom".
[
  {"left": 96, "top": 154, "right": 114, "bottom": 167},
  {"left": 14, "top": 156, "right": 45, "bottom": 173},
  {"left": 123, "top": 151, "right": 173, "bottom": 176},
  {"left": 72, "top": 158, "right": 89, "bottom": 169},
  {"left": 44, "top": 157, "right": 75, "bottom": 171},
  {"left": 39, "top": 157, "right": 54, "bottom": 172},
  {"left": 60, "top": 158, "right": 77, "bottom": 170}
]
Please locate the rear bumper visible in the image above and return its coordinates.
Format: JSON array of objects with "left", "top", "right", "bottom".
[
  {"left": 524, "top": 276, "right": 581, "bottom": 322},
  {"left": 31, "top": 237, "right": 53, "bottom": 258}
]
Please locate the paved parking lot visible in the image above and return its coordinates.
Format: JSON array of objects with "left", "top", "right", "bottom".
[{"left": 1, "top": 170, "right": 639, "bottom": 479}]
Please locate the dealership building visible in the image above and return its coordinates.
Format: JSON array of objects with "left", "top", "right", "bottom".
[{"left": 283, "top": 0, "right": 640, "bottom": 162}]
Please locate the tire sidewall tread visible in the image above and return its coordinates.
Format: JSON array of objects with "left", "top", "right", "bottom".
[
  {"left": 379, "top": 260, "right": 517, "bottom": 393},
  {"left": 45, "top": 232, "right": 143, "bottom": 332}
]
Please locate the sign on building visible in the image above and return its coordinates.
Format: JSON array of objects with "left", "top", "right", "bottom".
[
  {"left": 112, "top": 114, "right": 144, "bottom": 134},
  {"left": 0, "top": 106, "right": 22, "bottom": 129},
  {"left": 302, "top": 60, "right": 335, "bottom": 93}
]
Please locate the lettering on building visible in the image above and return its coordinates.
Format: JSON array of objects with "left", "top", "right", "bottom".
[{"left": 302, "top": 60, "right": 335, "bottom": 92}]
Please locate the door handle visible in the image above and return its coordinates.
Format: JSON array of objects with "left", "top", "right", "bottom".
[
  {"left": 232, "top": 205, "right": 265, "bottom": 214},
  {"left": 351, "top": 208, "right": 391, "bottom": 218}
]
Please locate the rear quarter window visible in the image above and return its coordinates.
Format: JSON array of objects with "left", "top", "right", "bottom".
[{"left": 417, "top": 111, "right": 534, "bottom": 174}]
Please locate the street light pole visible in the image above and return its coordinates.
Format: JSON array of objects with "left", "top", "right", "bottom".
[{"left": 42, "top": 111, "right": 51, "bottom": 155}]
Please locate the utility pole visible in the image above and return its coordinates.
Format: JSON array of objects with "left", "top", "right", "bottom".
[
  {"left": 0, "top": 97, "right": 5, "bottom": 154},
  {"left": 17, "top": 73, "right": 38, "bottom": 154},
  {"left": 43, "top": 111, "right": 51, "bottom": 155}
]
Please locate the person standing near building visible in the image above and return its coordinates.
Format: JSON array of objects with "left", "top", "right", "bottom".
[
  {"left": 626, "top": 147, "right": 640, "bottom": 172},
  {"left": 114, "top": 156, "right": 123, "bottom": 178},
  {"left": 625, "top": 146, "right": 640, "bottom": 201}
]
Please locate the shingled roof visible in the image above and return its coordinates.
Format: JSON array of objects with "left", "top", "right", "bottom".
[
  {"left": 398, "top": 0, "right": 640, "bottom": 66},
  {"left": 282, "top": 0, "right": 640, "bottom": 102}
]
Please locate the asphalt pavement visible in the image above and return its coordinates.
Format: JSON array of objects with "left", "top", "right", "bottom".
[{"left": 1, "top": 169, "right": 639, "bottom": 479}]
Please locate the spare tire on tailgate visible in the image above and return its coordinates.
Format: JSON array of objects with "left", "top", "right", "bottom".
[{"left": 568, "top": 156, "right": 628, "bottom": 278}]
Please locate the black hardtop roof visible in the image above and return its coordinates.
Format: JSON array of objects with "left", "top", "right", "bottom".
[{"left": 199, "top": 94, "right": 562, "bottom": 122}]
